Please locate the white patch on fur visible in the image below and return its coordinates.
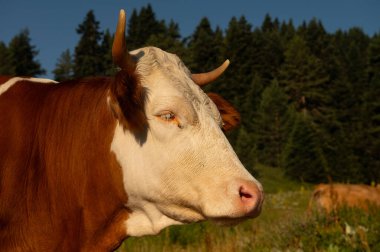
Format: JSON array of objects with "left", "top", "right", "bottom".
[
  {"left": 111, "top": 122, "right": 188, "bottom": 237},
  {"left": 124, "top": 201, "right": 183, "bottom": 237},
  {"left": 0, "top": 77, "right": 57, "bottom": 96}
]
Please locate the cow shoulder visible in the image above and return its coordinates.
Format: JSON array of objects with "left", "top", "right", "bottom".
[{"left": 0, "top": 77, "right": 57, "bottom": 96}]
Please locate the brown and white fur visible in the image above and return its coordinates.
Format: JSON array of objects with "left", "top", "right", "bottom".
[{"left": 0, "top": 10, "right": 263, "bottom": 251}]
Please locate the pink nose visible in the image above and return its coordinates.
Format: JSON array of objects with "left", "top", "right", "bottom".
[{"left": 237, "top": 179, "right": 263, "bottom": 217}]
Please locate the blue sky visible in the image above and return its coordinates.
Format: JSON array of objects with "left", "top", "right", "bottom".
[{"left": 0, "top": 0, "right": 379, "bottom": 78}]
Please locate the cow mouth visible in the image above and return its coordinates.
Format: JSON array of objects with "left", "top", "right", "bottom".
[{"left": 208, "top": 207, "right": 263, "bottom": 226}]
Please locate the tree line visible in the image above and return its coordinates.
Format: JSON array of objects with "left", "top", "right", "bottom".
[{"left": 1, "top": 4, "right": 379, "bottom": 184}]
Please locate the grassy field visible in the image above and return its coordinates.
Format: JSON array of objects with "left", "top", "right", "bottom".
[{"left": 117, "top": 165, "right": 380, "bottom": 252}]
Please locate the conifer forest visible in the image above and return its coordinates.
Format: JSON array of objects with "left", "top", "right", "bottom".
[{"left": 1, "top": 4, "right": 379, "bottom": 185}]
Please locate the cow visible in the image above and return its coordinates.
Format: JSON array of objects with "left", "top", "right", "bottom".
[
  {"left": 309, "top": 183, "right": 380, "bottom": 213},
  {"left": 0, "top": 10, "right": 264, "bottom": 251}
]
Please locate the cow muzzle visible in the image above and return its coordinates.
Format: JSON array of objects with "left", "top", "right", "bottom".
[
  {"left": 206, "top": 178, "right": 264, "bottom": 225},
  {"left": 236, "top": 179, "right": 264, "bottom": 218}
]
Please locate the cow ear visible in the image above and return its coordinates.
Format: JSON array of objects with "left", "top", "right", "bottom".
[
  {"left": 109, "top": 10, "right": 146, "bottom": 132},
  {"left": 207, "top": 93, "right": 240, "bottom": 131},
  {"left": 110, "top": 71, "right": 146, "bottom": 132}
]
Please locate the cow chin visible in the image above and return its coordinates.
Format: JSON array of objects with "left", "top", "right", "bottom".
[
  {"left": 210, "top": 216, "right": 253, "bottom": 227},
  {"left": 207, "top": 206, "right": 263, "bottom": 226},
  {"left": 158, "top": 203, "right": 262, "bottom": 229}
]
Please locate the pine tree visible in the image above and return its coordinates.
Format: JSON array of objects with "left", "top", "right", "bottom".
[
  {"left": 280, "top": 19, "right": 296, "bottom": 43},
  {"left": 126, "top": 9, "right": 140, "bottom": 49},
  {"left": 126, "top": 4, "right": 165, "bottom": 49},
  {"left": 334, "top": 28, "right": 369, "bottom": 125},
  {"left": 321, "top": 65, "right": 363, "bottom": 183},
  {"left": 330, "top": 29, "right": 371, "bottom": 183},
  {"left": 242, "top": 74, "right": 264, "bottom": 131},
  {"left": 278, "top": 35, "right": 329, "bottom": 118},
  {"left": 53, "top": 49, "right": 74, "bottom": 81},
  {"left": 282, "top": 112, "right": 329, "bottom": 182},
  {"left": 221, "top": 16, "right": 254, "bottom": 146},
  {"left": 222, "top": 16, "right": 254, "bottom": 105},
  {"left": 251, "top": 18, "right": 284, "bottom": 86},
  {"left": 186, "top": 18, "right": 226, "bottom": 95},
  {"left": 235, "top": 74, "right": 264, "bottom": 168},
  {"left": 254, "top": 79, "right": 289, "bottom": 167},
  {"left": 234, "top": 126, "right": 257, "bottom": 176},
  {"left": 100, "top": 29, "right": 115, "bottom": 76},
  {"left": 360, "top": 35, "right": 380, "bottom": 184},
  {"left": 74, "top": 10, "right": 103, "bottom": 77},
  {"left": 297, "top": 18, "right": 329, "bottom": 59},
  {"left": 345, "top": 28, "right": 370, "bottom": 89},
  {"left": 198, "top": 26, "right": 225, "bottom": 94},
  {"left": 364, "top": 74, "right": 380, "bottom": 184},
  {"left": 261, "top": 14, "right": 279, "bottom": 33},
  {"left": 322, "top": 122, "right": 362, "bottom": 183},
  {"left": 146, "top": 20, "right": 185, "bottom": 58},
  {"left": 187, "top": 17, "right": 222, "bottom": 73},
  {"left": 7, "top": 29, "right": 45, "bottom": 76},
  {"left": 368, "top": 34, "right": 380, "bottom": 83},
  {"left": 0, "top": 42, "right": 12, "bottom": 75}
]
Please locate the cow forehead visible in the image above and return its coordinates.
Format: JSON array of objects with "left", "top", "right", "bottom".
[
  {"left": 131, "top": 47, "right": 222, "bottom": 124},
  {"left": 131, "top": 47, "right": 190, "bottom": 77}
]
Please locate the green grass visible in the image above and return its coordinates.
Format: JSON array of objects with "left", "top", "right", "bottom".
[
  {"left": 117, "top": 165, "right": 380, "bottom": 252},
  {"left": 254, "top": 164, "right": 311, "bottom": 193}
]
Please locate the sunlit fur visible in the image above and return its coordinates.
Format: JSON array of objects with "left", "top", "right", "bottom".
[
  {"left": 0, "top": 77, "right": 56, "bottom": 96},
  {"left": 111, "top": 47, "right": 263, "bottom": 237}
]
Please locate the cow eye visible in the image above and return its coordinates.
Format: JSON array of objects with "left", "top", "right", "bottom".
[
  {"left": 156, "top": 111, "right": 182, "bottom": 128},
  {"left": 160, "top": 112, "right": 175, "bottom": 121},
  {"left": 156, "top": 111, "right": 176, "bottom": 122}
]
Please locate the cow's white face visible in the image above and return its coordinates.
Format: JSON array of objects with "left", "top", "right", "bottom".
[{"left": 111, "top": 47, "right": 263, "bottom": 237}]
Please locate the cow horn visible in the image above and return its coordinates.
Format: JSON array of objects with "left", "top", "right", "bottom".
[
  {"left": 112, "top": 9, "right": 136, "bottom": 71},
  {"left": 191, "top": 60, "right": 230, "bottom": 86}
]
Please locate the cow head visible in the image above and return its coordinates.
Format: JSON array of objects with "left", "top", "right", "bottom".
[{"left": 109, "top": 10, "right": 263, "bottom": 237}]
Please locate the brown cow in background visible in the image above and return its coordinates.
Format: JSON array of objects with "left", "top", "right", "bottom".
[{"left": 309, "top": 183, "right": 380, "bottom": 213}]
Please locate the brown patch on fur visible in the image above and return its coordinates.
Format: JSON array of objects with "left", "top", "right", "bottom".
[
  {"left": 207, "top": 92, "right": 241, "bottom": 131},
  {"left": 109, "top": 70, "right": 147, "bottom": 132},
  {"left": 0, "top": 77, "right": 130, "bottom": 251},
  {"left": 0, "top": 76, "right": 13, "bottom": 85}
]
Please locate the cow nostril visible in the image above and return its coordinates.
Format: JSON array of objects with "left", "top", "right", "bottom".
[{"left": 239, "top": 186, "right": 253, "bottom": 199}]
